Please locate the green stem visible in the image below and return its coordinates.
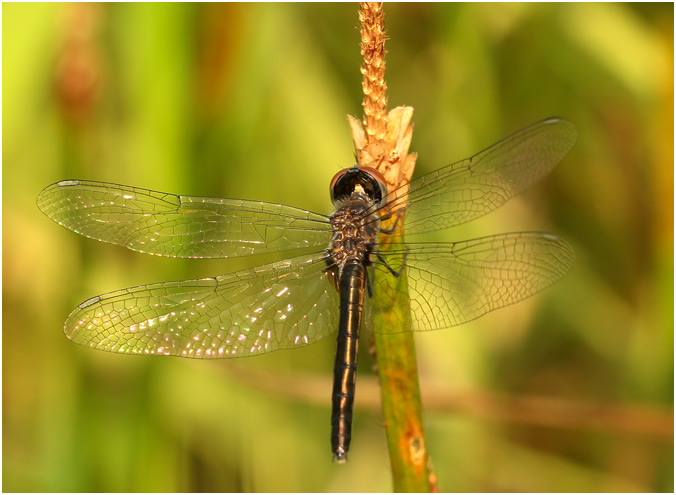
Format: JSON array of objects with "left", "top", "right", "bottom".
[{"left": 371, "top": 228, "right": 433, "bottom": 492}]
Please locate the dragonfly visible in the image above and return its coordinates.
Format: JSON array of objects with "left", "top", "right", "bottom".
[{"left": 37, "top": 117, "right": 576, "bottom": 462}]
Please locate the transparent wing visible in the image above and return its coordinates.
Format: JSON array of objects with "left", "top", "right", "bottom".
[
  {"left": 369, "top": 232, "right": 574, "bottom": 332},
  {"left": 65, "top": 253, "right": 340, "bottom": 358},
  {"left": 378, "top": 118, "right": 577, "bottom": 234},
  {"left": 37, "top": 180, "right": 332, "bottom": 258}
]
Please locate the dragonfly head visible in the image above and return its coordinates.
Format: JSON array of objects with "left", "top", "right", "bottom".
[{"left": 330, "top": 166, "right": 388, "bottom": 207}]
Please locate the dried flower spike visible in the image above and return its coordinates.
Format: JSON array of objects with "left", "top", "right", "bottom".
[{"left": 359, "top": 2, "right": 388, "bottom": 144}]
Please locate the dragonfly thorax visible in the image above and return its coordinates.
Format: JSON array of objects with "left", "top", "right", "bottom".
[{"left": 327, "top": 192, "right": 381, "bottom": 283}]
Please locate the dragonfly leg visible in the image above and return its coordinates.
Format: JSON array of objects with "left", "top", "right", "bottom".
[
  {"left": 375, "top": 252, "right": 406, "bottom": 277},
  {"left": 365, "top": 267, "right": 374, "bottom": 298},
  {"left": 378, "top": 210, "right": 402, "bottom": 235}
]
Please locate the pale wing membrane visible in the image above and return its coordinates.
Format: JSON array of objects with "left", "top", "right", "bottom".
[
  {"left": 376, "top": 118, "right": 577, "bottom": 234},
  {"left": 65, "top": 253, "right": 340, "bottom": 358},
  {"left": 370, "top": 233, "right": 574, "bottom": 332},
  {"left": 37, "top": 180, "right": 332, "bottom": 258}
]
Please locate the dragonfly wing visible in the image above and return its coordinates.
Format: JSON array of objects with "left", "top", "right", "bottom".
[
  {"left": 379, "top": 118, "right": 577, "bottom": 234},
  {"left": 369, "top": 233, "right": 574, "bottom": 332},
  {"left": 37, "top": 180, "right": 332, "bottom": 258},
  {"left": 65, "top": 253, "right": 340, "bottom": 358}
]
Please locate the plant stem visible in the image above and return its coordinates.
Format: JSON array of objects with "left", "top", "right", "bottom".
[{"left": 354, "top": 3, "right": 436, "bottom": 491}]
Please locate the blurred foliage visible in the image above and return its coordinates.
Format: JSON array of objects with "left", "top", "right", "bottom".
[{"left": 3, "top": 3, "right": 673, "bottom": 492}]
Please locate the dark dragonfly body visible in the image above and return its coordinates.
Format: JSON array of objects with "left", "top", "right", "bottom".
[
  {"left": 37, "top": 118, "right": 577, "bottom": 463},
  {"left": 326, "top": 168, "right": 386, "bottom": 462},
  {"left": 331, "top": 260, "right": 366, "bottom": 462}
]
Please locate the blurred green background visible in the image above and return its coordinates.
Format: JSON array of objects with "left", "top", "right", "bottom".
[{"left": 3, "top": 3, "right": 673, "bottom": 492}]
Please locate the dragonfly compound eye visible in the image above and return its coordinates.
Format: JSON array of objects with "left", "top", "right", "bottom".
[{"left": 330, "top": 167, "right": 388, "bottom": 205}]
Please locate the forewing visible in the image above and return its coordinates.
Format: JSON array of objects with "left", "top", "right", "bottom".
[
  {"left": 38, "top": 180, "right": 332, "bottom": 258},
  {"left": 370, "top": 233, "right": 574, "bottom": 332},
  {"left": 65, "top": 253, "right": 340, "bottom": 357},
  {"left": 378, "top": 118, "right": 576, "bottom": 234}
]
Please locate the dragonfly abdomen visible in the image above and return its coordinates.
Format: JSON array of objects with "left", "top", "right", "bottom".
[{"left": 331, "top": 259, "right": 366, "bottom": 463}]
